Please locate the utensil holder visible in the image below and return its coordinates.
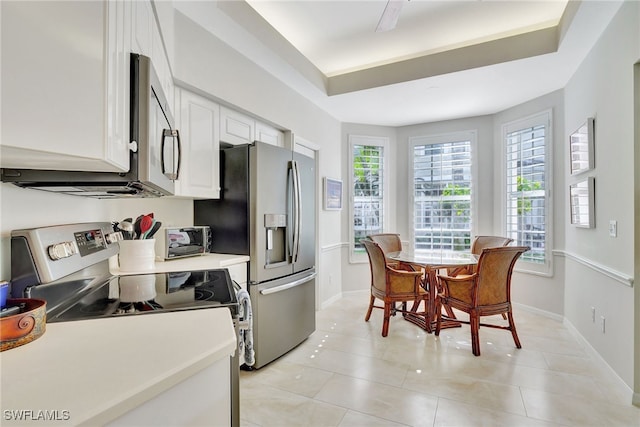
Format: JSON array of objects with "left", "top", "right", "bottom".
[{"left": 118, "top": 239, "right": 156, "bottom": 272}]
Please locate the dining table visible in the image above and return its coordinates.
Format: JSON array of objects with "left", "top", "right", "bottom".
[{"left": 387, "top": 250, "right": 478, "bottom": 333}]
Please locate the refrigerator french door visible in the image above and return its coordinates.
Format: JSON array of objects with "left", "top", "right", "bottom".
[{"left": 194, "top": 141, "right": 316, "bottom": 368}]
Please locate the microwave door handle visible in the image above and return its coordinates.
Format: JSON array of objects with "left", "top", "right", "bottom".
[
  {"left": 174, "top": 129, "right": 182, "bottom": 181},
  {"left": 162, "top": 129, "right": 181, "bottom": 180}
]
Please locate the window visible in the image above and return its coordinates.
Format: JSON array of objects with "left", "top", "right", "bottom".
[
  {"left": 410, "top": 132, "right": 475, "bottom": 254},
  {"left": 503, "top": 111, "right": 552, "bottom": 272},
  {"left": 349, "top": 135, "right": 388, "bottom": 262}
]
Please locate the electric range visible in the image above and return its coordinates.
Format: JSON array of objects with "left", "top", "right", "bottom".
[
  {"left": 9, "top": 222, "right": 238, "bottom": 321},
  {"left": 8, "top": 222, "right": 240, "bottom": 427}
]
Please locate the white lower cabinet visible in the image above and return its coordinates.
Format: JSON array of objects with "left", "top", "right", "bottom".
[
  {"left": 107, "top": 356, "right": 231, "bottom": 427},
  {"left": 174, "top": 88, "right": 221, "bottom": 199},
  {"left": 1, "top": 0, "right": 130, "bottom": 172},
  {"left": 226, "top": 262, "right": 248, "bottom": 291}
]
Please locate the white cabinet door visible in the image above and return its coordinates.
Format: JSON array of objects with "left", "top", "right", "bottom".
[
  {"left": 220, "top": 107, "right": 255, "bottom": 145},
  {"left": 174, "top": 89, "right": 220, "bottom": 199},
  {"left": 0, "top": 1, "right": 130, "bottom": 172},
  {"left": 131, "top": 0, "right": 152, "bottom": 58},
  {"left": 107, "top": 357, "right": 231, "bottom": 427},
  {"left": 132, "top": 0, "right": 173, "bottom": 119},
  {"left": 151, "top": 10, "right": 174, "bottom": 115},
  {"left": 106, "top": 0, "right": 132, "bottom": 170},
  {"left": 255, "top": 121, "right": 285, "bottom": 147}
]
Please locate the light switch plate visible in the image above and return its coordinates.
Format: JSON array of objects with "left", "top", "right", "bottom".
[{"left": 609, "top": 220, "right": 617, "bottom": 237}]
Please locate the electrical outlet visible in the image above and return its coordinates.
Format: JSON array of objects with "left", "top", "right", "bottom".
[
  {"left": 609, "top": 220, "right": 617, "bottom": 237},
  {"left": 591, "top": 307, "right": 596, "bottom": 322},
  {"left": 600, "top": 315, "right": 606, "bottom": 333}
]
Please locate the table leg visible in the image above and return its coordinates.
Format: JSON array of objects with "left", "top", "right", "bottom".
[
  {"left": 403, "top": 265, "right": 462, "bottom": 333},
  {"left": 424, "top": 268, "right": 461, "bottom": 331}
]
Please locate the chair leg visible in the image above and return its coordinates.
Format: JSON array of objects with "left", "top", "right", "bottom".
[
  {"left": 507, "top": 311, "right": 522, "bottom": 349},
  {"left": 365, "top": 294, "right": 375, "bottom": 321},
  {"left": 434, "top": 297, "right": 442, "bottom": 336},
  {"left": 470, "top": 312, "right": 481, "bottom": 356},
  {"left": 382, "top": 302, "right": 392, "bottom": 337}
]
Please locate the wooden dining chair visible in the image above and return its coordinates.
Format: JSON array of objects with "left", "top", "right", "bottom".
[
  {"left": 435, "top": 245, "right": 529, "bottom": 356},
  {"left": 362, "top": 239, "right": 429, "bottom": 337},
  {"left": 447, "top": 235, "right": 514, "bottom": 277},
  {"left": 367, "top": 233, "right": 402, "bottom": 268}
]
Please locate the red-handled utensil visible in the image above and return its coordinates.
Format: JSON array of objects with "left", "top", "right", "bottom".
[{"left": 138, "top": 215, "right": 153, "bottom": 239}]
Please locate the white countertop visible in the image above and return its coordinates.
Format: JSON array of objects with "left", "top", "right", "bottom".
[
  {"left": 109, "top": 253, "right": 249, "bottom": 276},
  {"left": 0, "top": 308, "right": 236, "bottom": 426}
]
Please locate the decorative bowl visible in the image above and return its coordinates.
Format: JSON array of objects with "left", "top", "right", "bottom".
[{"left": 0, "top": 298, "right": 46, "bottom": 352}]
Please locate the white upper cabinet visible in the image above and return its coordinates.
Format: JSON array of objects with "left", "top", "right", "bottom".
[
  {"left": 255, "top": 122, "right": 285, "bottom": 147},
  {"left": 174, "top": 88, "right": 220, "bottom": 199},
  {"left": 1, "top": 1, "right": 131, "bottom": 172},
  {"left": 220, "top": 107, "right": 255, "bottom": 146},
  {"left": 220, "top": 106, "right": 284, "bottom": 147}
]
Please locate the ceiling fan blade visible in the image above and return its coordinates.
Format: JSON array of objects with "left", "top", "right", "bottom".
[{"left": 376, "top": 0, "right": 404, "bottom": 32}]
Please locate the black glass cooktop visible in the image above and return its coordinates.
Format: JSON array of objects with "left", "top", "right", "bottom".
[{"left": 46, "top": 269, "right": 238, "bottom": 323}]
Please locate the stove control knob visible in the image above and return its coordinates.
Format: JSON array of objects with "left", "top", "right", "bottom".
[{"left": 48, "top": 241, "right": 78, "bottom": 260}]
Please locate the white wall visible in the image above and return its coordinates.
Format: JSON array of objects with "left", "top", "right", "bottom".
[
  {"left": 563, "top": 0, "right": 638, "bottom": 392},
  {"left": 0, "top": 185, "right": 194, "bottom": 281}
]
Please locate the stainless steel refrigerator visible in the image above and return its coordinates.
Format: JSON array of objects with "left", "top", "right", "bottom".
[{"left": 194, "top": 141, "right": 316, "bottom": 369}]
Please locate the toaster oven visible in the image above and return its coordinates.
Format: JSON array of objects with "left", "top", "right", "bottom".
[{"left": 155, "top": 226, "right": 211, "bottom": 260}]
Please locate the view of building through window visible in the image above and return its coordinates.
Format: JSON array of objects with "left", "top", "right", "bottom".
[{"left": 412, "top": 139, "right": 472, "bottom": 253}]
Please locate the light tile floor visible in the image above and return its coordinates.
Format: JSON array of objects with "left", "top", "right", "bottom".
[{"left": 240, "top": 291, "right": 640, "bottom": 426}]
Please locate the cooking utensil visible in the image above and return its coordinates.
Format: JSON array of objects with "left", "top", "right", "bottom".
[
  {"left": 144, "top": 220, "right": 162, "bottom": 239},
  {"left": 134, "top": 216, "right": 143, "bottom": 239},
  {"left": 138, "top": 215, "right": 153, "bottom": 239},
  {"left": 119, "top": 220, "right": 134, "bottom": 240}
]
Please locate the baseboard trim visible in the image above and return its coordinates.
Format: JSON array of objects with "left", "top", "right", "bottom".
[{"left": 563, "top": 317, "right": 635, "bottom": 404}]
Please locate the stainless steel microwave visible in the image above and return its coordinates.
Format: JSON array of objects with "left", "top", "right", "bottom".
[
  {"left": 155, "top": 226, "right": 211, "bottom": 260},
  {"left": 0, "top": 53, "right": 181, "bottom": 198}
]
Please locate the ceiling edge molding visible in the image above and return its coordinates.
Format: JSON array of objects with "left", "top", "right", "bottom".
[
  {"left": 327, "top": 26, "right": 560, "bottom": 96},
  {"left": 217, "top": 0, "right": 328, "bottom": 94},
  {"left": 557, "top": 0, "right": 581, "bottom": 46}
]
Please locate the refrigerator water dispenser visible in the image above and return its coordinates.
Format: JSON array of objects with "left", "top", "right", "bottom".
[{"left": 264, "top": 214, "right": 287, "bottom": 265}]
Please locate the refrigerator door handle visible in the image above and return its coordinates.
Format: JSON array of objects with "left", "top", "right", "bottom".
[
  {"left": 259, "top": 272, "right": 317, "bottom": 295},
  {"left": 287, "top": 164, "right": 295, "bottom": 259},
  {"left": 292, "top": 160, "right": 302, "bottom": 263}
]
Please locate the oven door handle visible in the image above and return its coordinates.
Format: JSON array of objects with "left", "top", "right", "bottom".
[{"left": 259, "top": 273, "right": 316, "bottom": 295}]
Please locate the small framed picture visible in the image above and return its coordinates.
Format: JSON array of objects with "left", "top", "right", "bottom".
[
  {"left": 570, "top": 177, "right": 595, "bottom": 228},
  {"left": 569, "top": 117, "right": 595, "bottom": 175},
  {"left": 323, "top": 178, "right": 342, "bottom": 210}
]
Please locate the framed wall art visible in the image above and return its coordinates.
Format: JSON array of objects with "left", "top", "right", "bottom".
[
  {"left": 569, "top": 117, "right": 595, "bottom": 175},
  {"left": 569, "top": 177, "right": 595, "bottom": 228},
  {"left": 323, "top": 177, "right": 343, "bottom": 210}
]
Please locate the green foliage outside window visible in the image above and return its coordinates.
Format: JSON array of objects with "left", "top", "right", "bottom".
[
  {"left": 516, "top": 176, "right": 542, "bottom": 215},
  {"left": 442, "top": 183, "right": 471, "bottom": 216}
]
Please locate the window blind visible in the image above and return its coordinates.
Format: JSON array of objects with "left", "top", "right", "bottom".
[
  {"left": 352, "top": 144, "right": 384, "bottom": 252},
  {"left": 505, "top": 124, "right": 546, "bottom": 264},
  {"left": 413, "top": 140, "right": 472, "bottom": 253}
]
